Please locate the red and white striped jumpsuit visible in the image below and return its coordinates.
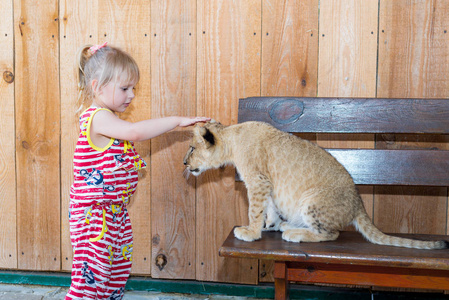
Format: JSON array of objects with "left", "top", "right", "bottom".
[{"left": 66, "top": 107, "right": 146, "bottom": 300}]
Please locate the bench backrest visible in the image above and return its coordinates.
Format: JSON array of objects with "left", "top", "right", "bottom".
[{"left": 238, "top": 97, "right": 449, "bottom": 186}]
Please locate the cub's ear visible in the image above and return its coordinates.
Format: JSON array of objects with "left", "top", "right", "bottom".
[
  {"left": 198, "top": 125, "right": 207, "bottom": 136},
  {"left": 202, "top": 127, "right": 215, "bottom": 147},
  {"left": 193, "top": 123, "right": 205, "bottom": 135}
]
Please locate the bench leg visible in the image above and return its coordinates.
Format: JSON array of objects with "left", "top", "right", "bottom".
[{"left": 274, "top": 261, "right": 289, "bottom": 300}]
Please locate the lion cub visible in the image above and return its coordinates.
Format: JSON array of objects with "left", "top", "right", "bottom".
[{"left": 184, "top": 121, "right": 448, "bottom": 250}]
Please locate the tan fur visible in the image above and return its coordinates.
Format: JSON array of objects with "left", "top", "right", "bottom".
[{"left": 184, "top": 121, "right": 448, "bottom": 250}]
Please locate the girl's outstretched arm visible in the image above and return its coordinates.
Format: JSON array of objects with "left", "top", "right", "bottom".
[{"left": 91, "top": 110, "right": 210, "bottom": 143}]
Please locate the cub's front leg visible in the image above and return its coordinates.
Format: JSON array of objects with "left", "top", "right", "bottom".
[{"left": 234, "top": 175, "right": 273, "bottom": 242}]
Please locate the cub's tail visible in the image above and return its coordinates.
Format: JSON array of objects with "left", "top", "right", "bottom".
[{"left": 353, "top": 211, "right": 448, "bottom": 250}]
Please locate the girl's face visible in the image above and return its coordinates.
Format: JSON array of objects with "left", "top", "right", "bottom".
[{"left": 94, "top": 80, "right": 136, "bottom": 113}]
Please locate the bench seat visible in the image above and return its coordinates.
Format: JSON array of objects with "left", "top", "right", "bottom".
[
  {"left": 220, "top": 229, "right": 449, "bottom": 297},
  {"left": 220, "top": 229, "right": 449, "bottom": 270}
]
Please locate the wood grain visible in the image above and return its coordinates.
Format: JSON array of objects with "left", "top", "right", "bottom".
[
  {"left": 14, "top": 0, "right": 60, "bottom": 270},
  {"left": 0, "top": 0, "right": 17, "bottom": 269},
  {"left": 220, "top": 229, "right": 449, "bottom": 295},
  {"left": 261, "top": 0, "right": 319, "bottom": 97},
  {"left": 318, "top": 0, "right": 378, "bottom": 98},
  {"left": 96, "top": 0, "right": 152, "bottom": 275},
  {"left": 150, "top": 0, "right": 196, "bottom": 279},
  {"left": 374, "top": 186, "right": 447, "bottom": 235},
  {"left": 196, "top": 0, "right": 260, "bottom": 283},
  {"left": 59, "top": 0, "right": 99, "bottom": 272},
  {"left": 286, "top": 263, "right": 449, "bottom": 291},
  {"left": 220, "top": 230, "right": 449, "bottom": 270},
  {"left": 378, "top": 0, "right": 449, "bottom": 98},
  {"left": 316, "top": 0, "right": 378, "bottom": 150},
  {"left": 238, "top": 97, "right": 449, "bottom": 133},
  {"left": 328, "top": 149, "right": 449, "bottom": 186},
  {"left": 376, "top": 0, "right": 449, "bottom": 237}
]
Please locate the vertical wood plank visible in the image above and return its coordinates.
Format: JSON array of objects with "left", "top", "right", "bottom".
[
  {"left": 317, "top": 0, "right": 378, "bottom": 223},
  {"left": 376, "top": 0, "right": 449, "bottom": 236},
  {"left": 197, "top": 0, "right": 261, "bottom": 283},
  {"left": 97, "top": 0, "right": 152, "bottom": 275},
  {"left": 374, "top": 186, "right": 447, "bottom": 235},
  {"left": 316, "top": 0, "right": 378, "bottom": 147},
  {"left": 274, "top": 261, "right": 289, "bottom": 300},
  {"left": 150, "top": 0, "right": 197, "bottom": 279},
  {"left": 377, "top": 0, "right": 449, "bottom": 98},
  {"left": 262, "top": 0, "right": 319, "bottom": 97},
  {"left": 14, "top": 0, "right": 61, "bottom": 270},
  {"left": 259, "top": 0, "right": 319, "bottom": 283},
  {"left": 0, "top": 0, "right": 17, "bottom": 269},
  {"left": 318, "top": 0, "right": 378, "bottom": 98},
  {"left": 60, "top": 0, "right": 99, "bottom": 272}
]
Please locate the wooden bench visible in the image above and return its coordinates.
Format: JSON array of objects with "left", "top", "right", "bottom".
[{"left": 219, "top": 97, "right": 449, "bottom": 300}]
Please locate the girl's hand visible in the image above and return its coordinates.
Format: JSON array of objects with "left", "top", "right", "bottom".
[{"left": 178, "top": 117, "right": 211, "bottom": 127}]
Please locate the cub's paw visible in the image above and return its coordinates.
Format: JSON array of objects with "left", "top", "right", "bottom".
[
  {"left": 282, "top": 230, "right": 302, "bottom": 243},
  {"left": 279, "top": 222, "right": 296, "bottom": 232},
  {"left": 234, "top": 226, "right": 261, "bottom": 242}
]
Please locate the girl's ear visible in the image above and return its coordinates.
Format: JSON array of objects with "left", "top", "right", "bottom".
[{"left": 91, "top": 79, "right": 99, "bottom": 95}]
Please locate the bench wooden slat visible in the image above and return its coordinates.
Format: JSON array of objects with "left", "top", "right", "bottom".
[
  {"left": 238, "top": 97, "right": 449, "bottom": 134},
  {"left": 219, "top": 229, "right": 449, "bottom": 270},
  {"left": 236, "top": 149, "right": 449, "bottom": 186},
  {"left": 283, "top": 262, "right": 449, "bottom": 290},
  {"left": 327, "top": 149, "right": 449, "bottom": 186}
]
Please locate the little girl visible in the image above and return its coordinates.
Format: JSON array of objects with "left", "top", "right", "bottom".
[{"left": 66, "top": 42, "right": 209, "bottom": 300}]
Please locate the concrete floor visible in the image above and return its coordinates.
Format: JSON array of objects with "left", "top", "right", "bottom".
[{"left": 0, "top": 283, "right": 267, "bottom": 300}]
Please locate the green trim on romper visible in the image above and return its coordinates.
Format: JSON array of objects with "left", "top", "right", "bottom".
[{"left": 1, "top": 271, "right": 449, "bottom": 300}]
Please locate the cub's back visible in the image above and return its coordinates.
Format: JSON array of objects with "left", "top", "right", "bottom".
[{"left": 231, "top": 121, "right": 355, "bottom": 189}]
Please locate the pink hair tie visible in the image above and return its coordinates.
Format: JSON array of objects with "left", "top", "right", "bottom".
[{"left": 89, "top": 42, "right": 108, "bottom": 54}]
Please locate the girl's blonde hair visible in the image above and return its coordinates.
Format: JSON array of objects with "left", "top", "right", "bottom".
[{"left": 76, "top": 43, "right": 140, "bottom": 112}]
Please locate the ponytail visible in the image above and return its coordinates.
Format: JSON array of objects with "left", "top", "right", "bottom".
[{"left": 76, "top": 45, "right": 93, "bottom": 113}]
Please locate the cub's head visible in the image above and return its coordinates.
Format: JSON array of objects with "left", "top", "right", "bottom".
[{"left": 183, "top": 121, "right": 228, "bottom": 176}]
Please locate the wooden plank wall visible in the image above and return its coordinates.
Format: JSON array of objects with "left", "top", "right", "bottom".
[
  {"left": 0, "top": 0, "right": 16, "bottom": 269},
  {"left": 0, "top": 0, "right": 448, "bottom": 287}
]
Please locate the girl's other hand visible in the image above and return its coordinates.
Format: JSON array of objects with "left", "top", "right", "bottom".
[{"left": 179, "top": 117, "right": 211, "bottom": 127}]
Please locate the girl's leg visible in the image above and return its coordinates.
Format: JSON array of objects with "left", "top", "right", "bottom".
[
  {"left": 108, "top": 208, "right": 133, "bottom": 298},
  {"left": 66, "top": 205, "right": 114, "bottom": 299},
  {"left": 66, "top": 204, "right": 98, "bottom": 299}
]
